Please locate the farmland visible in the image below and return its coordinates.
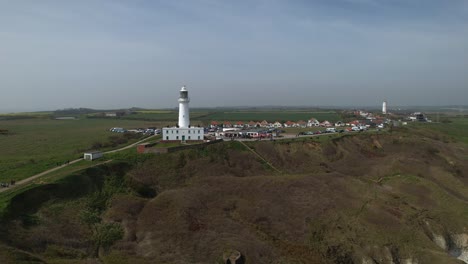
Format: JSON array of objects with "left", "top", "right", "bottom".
[
  {"left": 0, "top": 118, "right": 159, "bottom": 182},
  {"left": 123, "top": 109, "right": 340, "bottom": 123}
]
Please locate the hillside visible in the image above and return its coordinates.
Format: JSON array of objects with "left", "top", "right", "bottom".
[{"left": 0, "top": 124, "right": 467, "bottom": 263}]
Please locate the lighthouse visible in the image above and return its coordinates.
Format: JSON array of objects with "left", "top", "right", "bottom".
[
  {"left": 178, "top": 86, "right": 190, "bottom": 128},
  {"left": 162, "top": 85, "right": 204, "bottom": 142},
  {"left": 382, "top": 101, "right": 387, "bottom": 115}
]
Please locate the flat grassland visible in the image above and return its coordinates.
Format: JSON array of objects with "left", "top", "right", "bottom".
[
  {"left": 0, "top": 118, "right": 160, "bottom": 182},
  {"left": 197, "top": 111, "right": 340, "bottom": 122},
  {"left": 120, "top": 109, "right": 340, "bottom": 123},
  {"left": 423, "top": 117, "right": 468, "bottom": 144}
]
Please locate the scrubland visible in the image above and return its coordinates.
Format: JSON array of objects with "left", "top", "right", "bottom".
[{"left": 0, "top": 119, "right": 467, "bottom": 263}]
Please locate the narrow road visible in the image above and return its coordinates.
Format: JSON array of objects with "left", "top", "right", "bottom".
[{"left": 0, "top": 135, "right": 157, "bottom": 193}]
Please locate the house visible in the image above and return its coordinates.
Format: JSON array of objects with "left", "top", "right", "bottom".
[
  {"left": 248, "top": 121, "right": 256, "bottom": 128},
  {"left": 284, "top": 121, "right": 296, "bottom": 128},
  {"left": 334, "top": 121, "right": 344, "bottom": 127},
  {"left": 307, "top": 118, "right": 320, "bottom": 127},
  {"left": 234, "top": 121, "right": 244, "bottom": 128},
  {"left": 260, "top": 120, "right": 269, "bottom": 127},
  {"left": 84, "top": 151, "right": 103, "bottom": 161},
  {"left": 320, "top": 120, "right": 332, "bottom": 127},
  {"left": 297, "top": 120, "right": 307, "bottom": 128},
  {"left": 272, "top": 121, "right": 283, "bottom": 128},
  {"left": 210, "top": 121, "right": 219, "bottom": 128},
  {"left": 349, "top": 120, "right": 361, "bottom": 127},
  {"left": 412, "top": 112, "right": 428, "bottom": 122},
  {"left": 223, "top": 121, "right": 232, "bottom": 128}
]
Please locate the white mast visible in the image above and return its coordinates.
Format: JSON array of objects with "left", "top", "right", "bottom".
[{"left": 178, "top": 86, "right": 190, "bottom": 128}]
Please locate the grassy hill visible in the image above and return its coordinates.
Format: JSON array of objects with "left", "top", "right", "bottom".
[{"left": 0, "top": 120, "right": 467, "bottom": 263}]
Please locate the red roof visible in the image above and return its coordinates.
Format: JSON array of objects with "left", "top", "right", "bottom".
[
  {"left": 211, "top": 121, "right": 218, "bottom": 125},
  {"left": 236, "top": 121, "right": 244, "bottom": 125}
]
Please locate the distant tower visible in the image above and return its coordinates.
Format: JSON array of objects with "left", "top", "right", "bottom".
[
  {"left": 382, "top": 101, "right": 387, "bottom": 115},
  {"left": 178, "top": 86, "right": 190, "bottom": 128}
]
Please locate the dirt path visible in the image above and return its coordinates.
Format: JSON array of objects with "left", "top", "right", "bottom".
[
  {"left": 238, "top": 140, "right": 282, "bottom": 174},
  {"left": 0, "top": 135, "right": 157, "bottom": 194}
]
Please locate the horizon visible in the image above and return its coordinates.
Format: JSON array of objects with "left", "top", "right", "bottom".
[
  {"left": 1, "top": 0, "right": 468, "bottom": 110},
  {"left": 2, "top": 104, "right": 468, "bottom": 115}
]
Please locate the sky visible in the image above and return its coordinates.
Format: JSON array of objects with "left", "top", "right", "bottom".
[{"left": 1, "top": 0, "right": 467, "bottom": 112}]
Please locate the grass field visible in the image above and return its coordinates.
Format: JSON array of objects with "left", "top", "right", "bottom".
[
  {"left": 195, "top": 111, "right": 340, "bottom": 122},
  {"left": 0, "top": 118, "right": 162, "bottom": 182},
  {"left": 117, "top": 111, "right": 209, "bottom": 122},
  {"left": 424, "top": 117, "right": 468, "bottom": 144},
  {"left": 115, "top": 110, "right": 341, "bottom": 123}
]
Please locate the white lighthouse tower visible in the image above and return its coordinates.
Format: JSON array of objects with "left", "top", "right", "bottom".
[
  {"left": 178, "top": 86, "right": 190, "bottom": 128},
  {"left": 382, "top": 101, "right": 387, "bottom": 115},
  {"left": 162, "top": 85, "right": 204, "bottom": 142}
]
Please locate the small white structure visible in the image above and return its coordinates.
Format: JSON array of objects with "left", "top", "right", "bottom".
[
  {"left": 163, "top": 86, "right": 204, "bottom": 142},
  {"left": 382, "top": 101, "right": 387, "bottom": 115},
  {"left": 84, "top": 151, "right": 103, "bottom": 161}
]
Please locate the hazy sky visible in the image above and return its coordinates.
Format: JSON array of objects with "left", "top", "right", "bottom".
[{"left": 1, "top": 0, "right": 468, "bottom": 112}]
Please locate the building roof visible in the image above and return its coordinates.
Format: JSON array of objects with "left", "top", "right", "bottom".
[{"left": 84, "top": 151, "right": 102, "bottom": 155}]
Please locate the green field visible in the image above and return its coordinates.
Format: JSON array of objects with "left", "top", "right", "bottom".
[
  {"left": 112, "top": 111, "right": 209, "bottom": 122},
  {"left": 0, "top": 118, "right": 162, "bottom": 182},
  {"left": 112, "top": 110, "right": 340, "bottom": 123},
  {"left": 424, "top": 117, "right": 468, "bottom": 144},
  {"left": 196, "top": 111, "right": 340, "bottom": 122}
]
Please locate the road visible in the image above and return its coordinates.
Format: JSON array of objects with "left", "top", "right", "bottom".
[{"left": 0, "top": 135, "right": 157, "bottom": 194}]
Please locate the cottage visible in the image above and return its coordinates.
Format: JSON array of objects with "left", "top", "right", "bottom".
[
  {"left": 334, "top": 121, "right": 344, "bottom": 127},
  {"left": 284, "top": 121, "right": 296, "bottom": 128},
  {"left": 297, "top": 120, "right": 307, "bottom": 128},
  {"left": 272, "top": 121, "right": 283, "bottom": 128},
  {"left": 234, "top": 121, "right": 244, "bottom": 128},
  {"left": 320, "top": 120, "right": 332, "bottom": 127},
  {"left": 260, "top": 120, "right": 270, "bottom": 127},
  {"left": 307, "top": 118, "right": 320, "bottom": 127},
  {"left": 210, "top": 121, "right": 219, "bottom": 128}
]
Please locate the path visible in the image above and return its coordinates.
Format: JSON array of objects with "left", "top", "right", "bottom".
[
  {"left": 0, "top": 135, "right": 157, "bottom": 193},
  {"left": 237, "top": 140, "right": 282, "bottom": 174}
]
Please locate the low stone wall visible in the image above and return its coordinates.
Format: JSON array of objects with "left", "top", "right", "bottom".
[{"left": 143, "top": 139, "right": 223, "bottom": 154}]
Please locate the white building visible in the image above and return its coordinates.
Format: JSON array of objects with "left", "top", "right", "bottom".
[
  {"left": 84, "top": 151, "right": 103, "bottom": 161},
  {"left": 162, "top": 86, "right": 204, "bottom": 142}
]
